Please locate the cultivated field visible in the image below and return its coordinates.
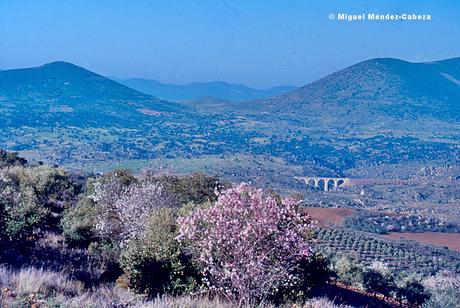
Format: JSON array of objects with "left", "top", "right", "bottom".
[
  {"left": 302, "top": 207, "right": 355, "bottom": 226},
  {"left": 383, "top": 232, "right": 460, "bottom": 252}
]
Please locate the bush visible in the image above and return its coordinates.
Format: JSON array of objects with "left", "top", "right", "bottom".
[
  {"left": 423, "top": 286, "right": 458, "bottom": 308},
  {"left": 62, "top": 170, "right": 194, "bottom": 291},
  {"left": 362, "top": 269, "right": 381, "bottom": 297},
  {"left": 61, "top": 194, "right": 97, "bottom": 246},
  {"left": 177, "top": 183, "right": 315, "bottom": 304},
  {"left": 94, "top": 180, "right": 179, "bottom": 247},
  {"left": 0, "top": 149, "right": 27, "bottom": 168},
  {"left": 359, "top": 262, "right": 397, "bottom": 299},
  {"left": 423, "top": 271, "right": 459, "bottom": 308},
  {"left": 149, "top": 172, "right": 228, "bottom": 205},
  {"left": 0, "top": 166, "right": 74, "bottom": 242},
  {"left": 277, "top": 252, "right": 333, "bottom": 302},
  {"left": 61, "top": 170, "right": 137, "bottom": 246},
  {"left": 120, "top": 208, "right": 200, "bottom": 296},
  {"left": 402, "top": 279, "right": 429, "bottom": 306},
  {"left": 332, "top": 256, "right": 363, "bottom": 289}
]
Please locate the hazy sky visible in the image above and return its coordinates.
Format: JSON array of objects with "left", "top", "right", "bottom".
[{"left": 1, "top": 0, "right": 459, "bottom": 88}]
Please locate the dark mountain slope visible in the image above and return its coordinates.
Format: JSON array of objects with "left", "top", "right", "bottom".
[
  {"left": 0, "top": 62, "right": 187, "bottom": 128},
  {"left": 250, "top": 58, "right": 460, "bottom": 128}
]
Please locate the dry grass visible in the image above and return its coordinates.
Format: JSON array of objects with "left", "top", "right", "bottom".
[
  {"left": 0, "top": 266, "right": 346, "bottom": 308},
  {"left": 143, "top": 295, "right": 242, "bottom": 308}
]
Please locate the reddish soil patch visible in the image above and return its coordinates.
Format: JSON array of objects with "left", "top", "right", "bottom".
[
  {"left": 382, "top": 232, "right": 460, "bottom": 252},
  {"left": 302, "top": 207, "right": 355, "bottom": 226}
]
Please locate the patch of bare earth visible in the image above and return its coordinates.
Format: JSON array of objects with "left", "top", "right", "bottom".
[
  {"left": 382, "top": 232, "right": 460, "bottom": 252},
  {"left": 302, "top": 207, "right": 355, "bottom": 226}
]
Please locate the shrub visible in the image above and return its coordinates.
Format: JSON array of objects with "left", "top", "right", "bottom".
[
  {"left": 61, "top": 195, "right": 97, "bottom": 246},
  {"left": 63, "top": 171, "right": 185, "bottom": 287},
  {"left": 423, "top": 271, "right": 459, "bottom": 308},
  {"left": 177, "top": 183, "right": 314, "bottom": 304},
  {"left": 423, "top": 286, "right": 458, "bottom": 308},
  {"left": 94, "top": 180, "right": 179, "bottom": 247},
  {"left": 402, "top": 279, "right": 429, "bottom": 306},
  {"left": 148, "top": 172, "right": 227, "bottom": 205},
  {"left": 360, "top": 262, "right": 396, "bottom": 300},
  {"left": 61, "top": 170, "right": 136, "bottom": 246},
  {"left": 362, "top": 269, "right": 385, "bottom": 297},
  {"left": 120, "top": 208, "right": 200, "bottom": 296},
  {"left": 277, "top": 252, "right": 333, "bottom": 302},
  {"left": 0, "top": 166, "right": 74, "bottom": 242},
  {"left": 332, "top": 256, "right": 363, "bottom": 289},
  {"left": 0, "top": 149, "right": 27, "bottom": 168},
  {"left": 360, "top": 262, "right": 398, "bottom": 301}
]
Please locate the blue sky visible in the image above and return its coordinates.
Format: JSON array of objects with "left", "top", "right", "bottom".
[{"left": 1, "top": 0, "right": 459, "bottom": 88}]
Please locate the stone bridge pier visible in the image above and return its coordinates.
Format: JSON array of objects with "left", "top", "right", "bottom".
[{"left": 294, "top": 176, "right": 351, "bottom": 192}]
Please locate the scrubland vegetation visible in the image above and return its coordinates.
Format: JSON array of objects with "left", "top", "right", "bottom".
[{"left": 1, "top": 151, "right": 459, "bottom": 307}]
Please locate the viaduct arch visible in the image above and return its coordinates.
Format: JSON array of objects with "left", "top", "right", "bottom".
[{"left": 294, "top": 176, "right": 351, "bottom": 191}]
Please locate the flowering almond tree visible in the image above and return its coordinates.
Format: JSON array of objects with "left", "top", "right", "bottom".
[
  {"left": 177, "top": 183, "right": 314, "bottom": 304},
  {"left": 93, "top": 179, "right": 178, "bottom": 246}
]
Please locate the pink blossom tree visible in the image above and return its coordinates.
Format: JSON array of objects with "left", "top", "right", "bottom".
[{"left": 177, "top": 183, "right": 314, "bottom": 304}]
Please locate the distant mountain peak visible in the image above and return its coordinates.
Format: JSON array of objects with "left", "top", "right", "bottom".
[
  {"left": 116, "top": 78, "right": 297, "bottom": 102},
  {"left": 37, "top": 61, "right": 98, "bottom": 77},
  {"left": 0, "top": 60, "right": 154, "bottom": 102},
  {"left": 364, "top": 57, "right": 409, "bottom": 64},
  {"left": 43, "top": 60, "right": 78, "bottom": 67}
]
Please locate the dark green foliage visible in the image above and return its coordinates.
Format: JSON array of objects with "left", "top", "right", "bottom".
[
  {"left": 362, "top": 269, "right": 383, "bottom": 296},
  {"left": 276, "top": 252, "right": 333, "bottom": 302},
  {"left": 299, "top": 253, "right": 335, "bottom": 292},
  {"left": 362, "top": 269, "right": 394, "bottom": 298},
  {"left": 61, "top": 195, "right": 97, "bottom": 246},
  {"left": 120, "top": 208, "right": 200, "bottom": 296},
  {"left": 100, "top": 169, "right": 138, "bottom": 187},
  {"left": 333, "top": 255, "right": 363, "bottom": 289},
  {"left": 393, "top": 276, "right": 430, "bottom": 306},
  {"left": 0, "top": 149, "right": 27, "bottom": 168},
  {"left": 149, "top": 172, "right": 228, "bottom": 205},
  {"left": 0, "top": 166, "right": 75, "bottom": 242},
  {"left": 400, "top": 280, "right": 429, "bottom": 306}
]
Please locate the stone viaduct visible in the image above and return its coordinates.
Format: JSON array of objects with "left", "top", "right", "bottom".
[
  {"left": 294, "top": 176, "right": 352, "bottom": 191},
  {"left": 295, "top": 177, "right": 410, "bottom": 191}
]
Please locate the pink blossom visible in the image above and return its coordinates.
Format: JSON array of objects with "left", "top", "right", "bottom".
[{"left": 177, "top": 183, "right": 314, "bottom": 303}]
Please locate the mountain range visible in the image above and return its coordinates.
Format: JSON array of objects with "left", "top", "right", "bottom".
[
  {"left": 113, "top": 77, "right": 296, "bottom": 102},
  {"left": 0, "top": 58, "right": 459, "bottom": 187}
]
